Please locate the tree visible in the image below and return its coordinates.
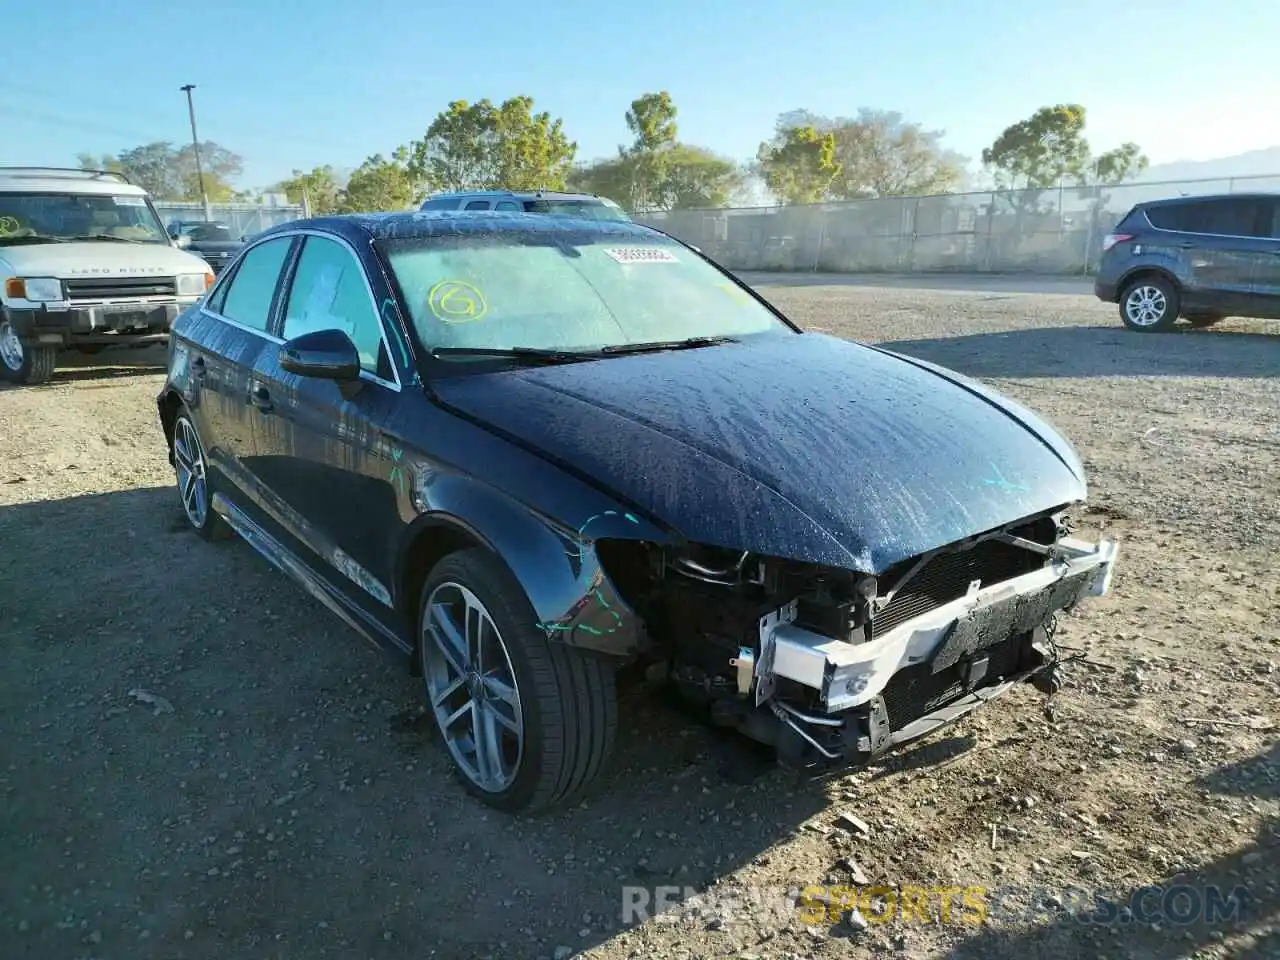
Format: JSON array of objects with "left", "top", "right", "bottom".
[
  {"left": 755, "top": 124, "right": 840, "bottom": 205},
  {"left": 77, "top": 141, "right": 244, "bottom": 201},
  {"left": 654, "top": 145, "right": 743, "bottom": 209},
  {"left": 754, "top": 109, "right": 964, "bottom": 203},
  {"left": 981, "top": 104, "right": 1090, "bottom": 189},
  {"left": 569, "top": 144, "right": 744, "bottom": 211},
  {"left": 1091, "top": 142, "right": 1149, "bottom": 185},
  {"left": 623, "top": 91, "right": 679, "bottom": 210},
  {"left": 278, "top": 165, "right": 343, "bottom": 214},
  {"left": 174, "top": 142, "right": 243, "bottom": 201},
  {"left": 829, "top": 109, "right": 966, "bottom": 198},
  {"left": 407, "top": 97, "right": 576, "bottom": 193},
  {"left": 337, "top": 150, "right": 417, "bottom": 213}
]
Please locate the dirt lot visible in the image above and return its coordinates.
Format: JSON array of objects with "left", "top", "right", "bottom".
[{"left": 2, "top": 280, "right": 1278, "bottom": 960}]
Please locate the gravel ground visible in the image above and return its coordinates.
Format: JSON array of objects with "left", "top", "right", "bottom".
[{"left": 2, "top": 279, "right": 1278, "bottom": 960}]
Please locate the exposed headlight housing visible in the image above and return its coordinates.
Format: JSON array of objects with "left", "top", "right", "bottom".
[
  {"left": 4, "top": 276, "right": 63, "bottom": 302},
  {"left": 176, "top": 272, "right": 213, "bottom": 297}
]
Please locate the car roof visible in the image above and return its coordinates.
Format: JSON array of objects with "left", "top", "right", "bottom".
[
  {"left": 1142, "top": 192, "right": 1280, "bottom": 207},
  {"left": 0, "top": 167, "right": 148, "bottom": 197},
  {"left": 256, "top": 210, "right": 663, "bottom": 245}
]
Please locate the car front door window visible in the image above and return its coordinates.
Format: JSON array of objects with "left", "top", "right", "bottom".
[
  {"left": 218, "top": 237, "right": 293, "bottom": 332},
  {"left": 282, "top": 235, "right": 391, "bottom": 381}
]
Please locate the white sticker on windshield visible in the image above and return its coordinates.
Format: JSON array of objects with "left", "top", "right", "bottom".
[
  {"left": 603, "top": 247, "right": 678, "bottom": 264},
  {"left": 112, "top": 195, "right": 146, "bottom": 206}
]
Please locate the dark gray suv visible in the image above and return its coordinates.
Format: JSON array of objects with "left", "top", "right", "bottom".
[{"left": 1094, "top": 193, "right": 1280, "bottom": 331}]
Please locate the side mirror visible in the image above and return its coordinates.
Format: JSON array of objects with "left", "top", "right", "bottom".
[
  {"left": 173, "top": 234, "right": 192, "bottom": 248},
  {"left": 279, "top": 329, "right": 361, "bottom": 387}
]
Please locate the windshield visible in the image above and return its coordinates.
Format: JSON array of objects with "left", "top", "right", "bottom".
[
  {"left": 381, "top": 231, "right": 791, "bottom": 359},
  {"left": 0, "top": 191, "right": 169, "bottom": 244},
  {"left": 523, "top": 199, "right": 631, "bottom": 222}
]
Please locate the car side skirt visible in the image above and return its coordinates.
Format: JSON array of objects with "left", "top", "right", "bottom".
[{"left": 212, "top": 492, "right": 414, "bottom": 662}]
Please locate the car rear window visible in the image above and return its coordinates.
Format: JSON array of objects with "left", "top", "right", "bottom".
[{"left": 522, "top": 199, "right": 630, "bottom": 222}]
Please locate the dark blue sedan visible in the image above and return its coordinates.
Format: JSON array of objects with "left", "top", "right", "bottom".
[{"left": 156, "top": 211, "right": 1118, "bottom": 811}]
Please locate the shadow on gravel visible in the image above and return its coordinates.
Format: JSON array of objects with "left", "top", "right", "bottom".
[
  {"left": 0, "top": 347, "right": 167, "bottom": 391},
  {"left": 944, "top": 744, "right": 1279, "bottom": 960},
  {"left": 1, "top": 487, "right": 855, "bottom": 960},
  {"left": 883, "top": 325, "right": 1280, "bottom": 380}
]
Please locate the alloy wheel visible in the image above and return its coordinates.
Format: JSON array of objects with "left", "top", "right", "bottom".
[
  {"left": 0, "top": 322, "right": 23, "bottom": 371},
  {"left": 422, "top": 581, "right": 524, "bottom": 793},
  {"left": 1123, "top": 285, "right": 1168, "bottom": 327},
  {"left": 173, "top": 416, "right": 209, "bottom": 528}
]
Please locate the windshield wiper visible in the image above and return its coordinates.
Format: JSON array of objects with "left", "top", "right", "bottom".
[
  {"left": 429, "top": 346, "right": 601, "bottom": 364},
  {"left": 600, "top": 335, "right": 736, "bottom": 356},
  {"left": 0, "top": 235, "right": 68, "bottom": 245},
  {"left": 69, "top": 234, "right": 150, "bottom": 244}
]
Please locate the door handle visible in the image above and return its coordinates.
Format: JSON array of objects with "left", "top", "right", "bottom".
[
  {"left": 249, "top": 383, "right": 273, "bottom": 413},
  {"left": 190, "top": 356, "right": 206, "bottom": 377}
]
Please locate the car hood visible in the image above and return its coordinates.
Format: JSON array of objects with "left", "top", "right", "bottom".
[
  {"left": 0, "top": 242, "right": 210, "bottom": 278},
  {"left": 433, "top": 332, "right": 1087, "bottom": 573}
]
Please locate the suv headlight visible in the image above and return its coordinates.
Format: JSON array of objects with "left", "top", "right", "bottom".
[
  {"left": 3, "top": 277, "right": 63, "bottom": 302},
  {"left": 176, "top": 272, "right": 213, "bottom": 297}
]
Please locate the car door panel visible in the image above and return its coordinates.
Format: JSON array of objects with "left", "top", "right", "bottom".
[
  {"left": 182, "top": 236, "right": 296, "bottom": 503},
  {"left": 247, "top": 233, "right": 409, "bottom": 623}
]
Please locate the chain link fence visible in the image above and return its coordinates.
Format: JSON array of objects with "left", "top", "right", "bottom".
[
  {"left": 152, "top": 201, "right": 305, "bottom": 240},
  {"left": 637, "top": 174, "right": 1280, "bottom": 275}
]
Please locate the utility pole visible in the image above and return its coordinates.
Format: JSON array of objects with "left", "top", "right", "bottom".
[{"left": 180, "top": 84, "right": 211, "bottom": 220}]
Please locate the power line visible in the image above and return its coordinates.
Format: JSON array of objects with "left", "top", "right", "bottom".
[{"left": 0, "top": 78, "right": 371, "bottom": 155}]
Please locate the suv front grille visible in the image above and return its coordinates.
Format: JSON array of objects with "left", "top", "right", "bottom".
[
  {"left": 870, "top": 538, "right": 1046, "bottom": 640},
  {"left": 65, "top": 276, "right": 176, "bottom": 301}
]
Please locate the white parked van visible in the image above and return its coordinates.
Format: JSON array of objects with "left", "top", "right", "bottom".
[{"left": 0, "top": 167, "right": 216, "bottom": 385}]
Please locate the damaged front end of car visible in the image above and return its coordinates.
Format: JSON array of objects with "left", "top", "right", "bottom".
[{"left": 590, "top": 509, "right": 1118, "bottom": 772}]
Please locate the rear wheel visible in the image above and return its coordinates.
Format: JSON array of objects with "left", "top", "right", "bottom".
[
  {"left": 0, "top": 321, "right": 56, "bottom": 385},
  {"left": 419, "top": 548, "right": 618, "bottom": 812},
  {"left": 1119, "top": 276, "right": 1179, "bottom": 332}
]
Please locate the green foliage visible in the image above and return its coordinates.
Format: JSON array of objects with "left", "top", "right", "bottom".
[
  {"left": 981, "top": 104, "right": 1091, "bottom": 189},
  {"left": 77, "top": 141, "right": 244, "bottom": 201},
  {"left": 755, "top": 124, "right": 840, "bottom": 205},
  {"left": 337, "top": 150, "right": 417, "bottom": 213},
  {"left": 568, "top": 92, "right": 743, "bottom": 211},
  {"left": 407, "top": 97, "right": 576, "bottom": 193},
  {"left": 278, "top": 165, "right": 343, "bottom": 214},
  {"left": 1092, "top": 142, "right": 1149, "bottom": 184}
]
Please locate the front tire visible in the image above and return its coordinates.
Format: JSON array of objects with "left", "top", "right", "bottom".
[
  {"left": 1119, "top": 276, "right": 1179, "bottom": 332},
  {"left": 419, "top": 548, "right": 618, "bottom": 812},
  {"left": 0, "top": 320, "right": 56, "bottom": 385},
  {"left": 171, "top": 407, "right": 232, "bottom": 541}
]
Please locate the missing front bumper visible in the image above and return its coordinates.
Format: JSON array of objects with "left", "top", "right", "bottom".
[{"left": 758, "top": 536, "right": 1116, "bottom": 715}]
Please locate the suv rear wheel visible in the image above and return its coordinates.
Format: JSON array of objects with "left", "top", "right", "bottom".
[
  {"left": 0, "top": 321, "right": 56, "bottom": 385},
  {"left": 1120, "top": 276, "right": 1179, "bottom": 332}
]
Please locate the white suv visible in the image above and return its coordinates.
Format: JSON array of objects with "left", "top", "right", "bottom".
[{"left": 0, "top": 167, "right": 215, "bottom": 385}]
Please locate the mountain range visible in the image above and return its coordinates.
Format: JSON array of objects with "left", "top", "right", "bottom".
[{"left": 1137, "top": 147, "right": 1280, "bottom": 186}]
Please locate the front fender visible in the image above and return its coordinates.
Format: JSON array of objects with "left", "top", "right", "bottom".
[{"left": 398, "top": 467, "right": 672, "bottom": 659}]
